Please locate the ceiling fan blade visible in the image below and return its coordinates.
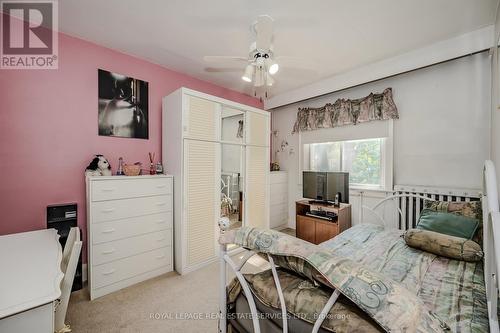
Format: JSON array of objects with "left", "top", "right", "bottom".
[
  {"left": 275, "top": 56, "right": 317, "bottom": 71},
  {"left": 203, "top": 56, "right": 248, "bottom": 63},
  {"left": 204, "top": 67, "right": 242, "bottom": 73},
  {"left": 255, "top": 15, "right": 273, "bottom": 51},
  {"left": 278, "top": 66, "right": 319, "bottom": 76}
]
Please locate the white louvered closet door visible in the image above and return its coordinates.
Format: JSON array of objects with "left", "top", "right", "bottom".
[
  {"left": 245, "top": 111, "right": 270, "bottom": 229},
  {"left": 246, "top": 111, "right": 269, "bottom": 146},
  {"left": 185, "top": 96, "right": 220, "bottom": 141},
  {"left": 184, "top": 139, "right": 219, "bottom": 268},
  {"left": 246, "top": 146, "right": 269, "bottom": 228}
]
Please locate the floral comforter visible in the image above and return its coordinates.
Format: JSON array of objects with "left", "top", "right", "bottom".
[{"left": 222, "top": 224, "right": 488, "bottom": 333}]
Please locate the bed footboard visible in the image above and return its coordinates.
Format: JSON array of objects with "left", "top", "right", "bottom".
[
  {"left": 218, "top": 239, "right": 340, "bottom": 333},
  {"left": 483, "top": 160, "right": 500, "bottom": 333}
]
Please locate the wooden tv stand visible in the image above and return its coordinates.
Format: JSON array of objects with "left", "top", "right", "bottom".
[{"left": 296, "top": 200, "right": 351, "bottom": 244}]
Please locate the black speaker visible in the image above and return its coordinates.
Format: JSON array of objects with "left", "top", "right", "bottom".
[{"left": 47, "top": 203, "right": 83, "bottom": 291}]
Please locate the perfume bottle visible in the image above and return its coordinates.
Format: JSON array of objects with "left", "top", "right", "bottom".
[{"left": 117, "top": 157, "right": 124, "bottom": 176}]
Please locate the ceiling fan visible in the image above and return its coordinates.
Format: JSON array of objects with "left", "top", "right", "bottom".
[{"left": 203, "top": 15, "right": 311, "bottom": 98}]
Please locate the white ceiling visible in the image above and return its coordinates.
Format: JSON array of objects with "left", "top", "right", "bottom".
[{"left": 59, "top": 0, "right": 498, "bottom": 98}]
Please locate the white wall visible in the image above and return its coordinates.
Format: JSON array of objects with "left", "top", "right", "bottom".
[{"left": 271, "top": 53, "right": 491, "bottom": 228}]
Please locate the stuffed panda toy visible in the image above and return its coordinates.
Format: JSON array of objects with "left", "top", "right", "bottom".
[
  {"left": 218, "top": 217, "right": 231, "bottom": 233},
  {"left": 85, "top": 155, "right": 112, "bottom": 176}
]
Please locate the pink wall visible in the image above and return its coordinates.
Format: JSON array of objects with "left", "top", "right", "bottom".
[{"left": 0, "top": 32, "right": 262, "bottom": 261}]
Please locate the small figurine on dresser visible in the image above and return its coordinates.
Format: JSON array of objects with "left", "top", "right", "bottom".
[
  {"left": 85, "top": 154, "right": 112, "bottom": 176},
  {"left": 155, "top": 161, "right": 164, "bottom": 174},
  {"left": 148, "top": 152, "right": 156, "bottom": 175}
]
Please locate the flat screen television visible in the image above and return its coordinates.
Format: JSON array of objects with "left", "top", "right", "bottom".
[{"left": 303, "top": 171, "right": 349, "bottom": 204}]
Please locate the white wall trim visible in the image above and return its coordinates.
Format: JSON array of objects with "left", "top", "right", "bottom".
[
  {"left": 265, "top": 25, "right": 494, "bottom": 109},
  {"left": 298, "top": 122, "right": 394, "bottom": 192}
]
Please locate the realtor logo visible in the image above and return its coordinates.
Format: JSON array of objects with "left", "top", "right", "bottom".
[{"left": 1, "top": 0, "right": 58, "bottom": 69}]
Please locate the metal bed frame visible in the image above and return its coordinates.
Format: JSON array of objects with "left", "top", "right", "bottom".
[{"left": 218, "top": 160, "right": 500, "bottom": 333}]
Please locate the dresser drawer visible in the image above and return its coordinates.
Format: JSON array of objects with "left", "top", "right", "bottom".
[
  {"left": 270, "top": 203, "right": 287, "bottom": 219},
  {"left": 91, "top": 177, "right": 172, "bottom": 201},
  {"left": 92, "top": 230, "right": 171, "bottom": 265},
  {"left": 92, "top": 247, "right": 171, "bottom": 289},
  {"left": 92, "top": 212, "right": 172, "bottom": 244},
  {"left": 270, "top": 185, "right": 287, "bottom": 205},
  {"left": 92, "top": 195, "right": 172, "bottom": 223},
  {"left": 270, "top": 203, "right": 288, "bottom": 228},
  {"left": 270, "top": 172, "right": 287, "bottom": 184}
]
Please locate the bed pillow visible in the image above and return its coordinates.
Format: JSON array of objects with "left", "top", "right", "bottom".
[
  {"left": 404, "top": 229, "right": 483, "bottom": 262},
  {"left": 424, "top": 200, "right": 482, "bottom": 245},
  {"left": 416, "top": 208, "right": 479, "bottom": 239}
]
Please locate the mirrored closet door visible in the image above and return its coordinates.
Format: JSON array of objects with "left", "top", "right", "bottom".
[{"left": 220, "top": 107, "right": 245, "bottom": 235}]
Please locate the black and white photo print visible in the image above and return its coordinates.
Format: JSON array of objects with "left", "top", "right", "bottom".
[{"left": 98, "top": 69, "right": 149, "bottom": 139}]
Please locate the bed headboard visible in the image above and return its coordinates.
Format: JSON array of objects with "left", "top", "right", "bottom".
[
  {"left": 482, "top": 160, "right": 500, "bottom": 333},
  {"left": 393, "top": 184, "right": 481, "bottom": 230},
  {"left": 361, "top": 185, "right": 481, "bottom": 230}
]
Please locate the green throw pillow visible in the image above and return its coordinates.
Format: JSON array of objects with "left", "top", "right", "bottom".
[
  {"left": 417, "top": 208, "right": 479, "bottom": 239},
  {"left": 423, "top": 200, "right": 483, "bottom": 246}
]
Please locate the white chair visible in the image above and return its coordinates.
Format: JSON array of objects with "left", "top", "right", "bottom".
[{"left": 55, "top": 227, "right": 82, "bottom": 333}]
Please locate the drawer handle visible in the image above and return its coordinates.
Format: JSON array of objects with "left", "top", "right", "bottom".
[
  {"left": 156, "top": 219, "right": 166, "bottom": 224},
  {"left": 156, "top": 237, "right": 165, "bottom": 242},
  {"left": 102, "top": 249, "right": 116, "bottom": 255},
  {"left": 102, "top": 208, "right": 115, "bottom": 213},
  {"left": 102, "top": 269, "right": 115, "bottom": 275},
  {"left": 102, "top": 228, "right": 115, "bottom": 234},
  {"left": 156, "top": 184, "right": 166, "bottom": 189},
  {"left": 101, "top": 188, "right": 115, "bottom": 192},
  {"left": 155, "top": 254, "right": 166, "bottom": 259},
  {"left": 156, "top": 202, "right": 167, "bottom": 206}
]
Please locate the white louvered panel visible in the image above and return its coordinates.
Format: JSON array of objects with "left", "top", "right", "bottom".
[
  {"left": 185, "top": 140, "right": 218, "bottom": 267},
  {"left": 415, "top": 198, "right": 421, "bottom": 222},
  {"left": 393, "top": 185, "right": 481, "bottom": 230},
  {"left": 185, "top": 96, "right": 219, "bottom": 141},
  {"left": 246, "top": 146, "right": 269, "bottom": 228},
  {"left": 246, "top": 111, "right": 269, "bottom": 147},
  {"left": 401, "top": 195, "right": 407, "bottom": 230},
  {"left": 408, "top": 196, "right": 414, "bottom": 229}
]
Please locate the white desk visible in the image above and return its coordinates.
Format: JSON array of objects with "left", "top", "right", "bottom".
[{"left": 0, "top": 229, "right": 63, "bottom": 332}]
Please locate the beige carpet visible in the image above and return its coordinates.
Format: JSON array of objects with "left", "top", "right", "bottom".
[
  {"left": 67, "top": 252, "right": 270, "bottom": 333},
  {"left": 280, "top": 228, "right": 296, "bottom": 237}
]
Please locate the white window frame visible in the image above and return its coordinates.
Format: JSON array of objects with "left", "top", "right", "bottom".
[{"left": 299, "top": 120, "right": 394, "bottom": 191}]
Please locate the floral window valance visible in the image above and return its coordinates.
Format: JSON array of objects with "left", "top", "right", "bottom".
[{"left": 292, "top": 88, "right": 399, "bottom": 133}]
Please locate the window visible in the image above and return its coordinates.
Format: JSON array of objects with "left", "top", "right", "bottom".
[{"left": 308, "top": 138, "right": 383, "bottom": 188}]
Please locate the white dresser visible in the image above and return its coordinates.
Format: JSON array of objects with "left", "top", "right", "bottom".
[
  {"left": 86, "top": 175, "right": 173, "bottom": 300},
  {"left": 269, "top": 171, "right": 288, "bottom": 229}
]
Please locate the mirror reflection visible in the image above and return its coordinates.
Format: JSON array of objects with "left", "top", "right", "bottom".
[
  {"left": 220, "top": 108, "right": 245, "bottom": 233},
  {"left": 221, "top": 108, "right": 244, "bottom": 143}
]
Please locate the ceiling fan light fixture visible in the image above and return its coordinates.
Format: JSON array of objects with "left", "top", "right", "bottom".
[
  {"left": 242, "top": 64, "right": 253, "bottom": 82},
  {"left": 266, "top": 74, "right": 274, "bottom": 86},
  {"left": 254, "top": 68, "right": 264, "bottom": 87},
  {"left": 266, "top": 58, "right": 279, "bottom": 75}
]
